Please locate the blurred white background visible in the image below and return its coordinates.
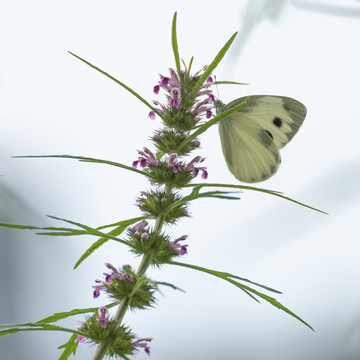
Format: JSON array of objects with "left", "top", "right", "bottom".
[{"left": 1, "top": 0, "right": 360, "bottom": 359}]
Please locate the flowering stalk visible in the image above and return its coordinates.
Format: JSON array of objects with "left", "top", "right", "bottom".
[{"left": 91, "top": 33, "right": 219, "bottom": 356}]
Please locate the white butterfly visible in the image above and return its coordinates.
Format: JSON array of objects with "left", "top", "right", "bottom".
[{"left": 215, "top": 95, "right": 306, "bottom": 183}]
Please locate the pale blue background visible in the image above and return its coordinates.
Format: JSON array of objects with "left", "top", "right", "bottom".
[{"left": 1, "top": 0, "right": 360, "bottom": 359}]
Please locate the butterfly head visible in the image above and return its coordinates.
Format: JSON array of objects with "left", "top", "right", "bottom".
[{"left": 214, "top": 99, "right": 226, "bottom": 115}]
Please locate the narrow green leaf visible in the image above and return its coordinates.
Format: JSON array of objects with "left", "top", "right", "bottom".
[
  {"left": 0, "top": 323, "right": 84, "bottom": 337},
  {"left": 171, "top": 12, "right": 181, "bottom": 76},
  {"left": 169, "top": 261, "right": 281, "bottom": 293},
  {"left": 46, "top": 216, "right": 130, "bottom": 245},
  {"left": 73, "top": 216, "right": 148, "bottom": 268},
  {"left": 152, "top": 280, "right": 185, "bottom": 293},
  {"left": 13, "top": 155, "right": 146, "bottom": 176},
  {"left": 36, "top": 302, "right": 120, "bottom": 324},
  {"left": 184, "top": 97, "right": 249, "bottom": 145},
  {"left": 37, "top": 308, "right": 97, "bottom": 324},
  {"left": 188, "top": 56, "right": 194, "bottom": 73},
  {"left": 74, "top": 219, "right": 140, "bottom": 269},
  {"left": 168, "top": 261, "right": 314, "bottom": 330},
  {"left": 169, "top": 186, "right": 241, "bottom": 211},
  {"left": 0, "top": 222, "right": 88, "bottom": 236},
  {"left": 184, "top": 183, "right": 327, "bottom": 214},
  {"left": 68, "top": 52, "right": 162, "bottom": 118},
  {"left": 58, "top": 334, "right": 79, "bottom": 360},
  {"left": 189, "top": 32, "right": 238, "bottom": 97},
  {"left": 37, "top": 230, "right": 88, "bottom": 236},
  {"left": 96, "top": 216, "right": 147, "bottom": 231},
  {"left": 214, "top": 81, "right": 249, "bottom": 85}
]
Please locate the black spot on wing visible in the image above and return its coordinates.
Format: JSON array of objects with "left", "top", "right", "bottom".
[
  {"left": 273, "top": 117, "right": 282, "bottom": 128},
  {"left": 265, "top": 130, "right": 274, "bottom": 140},
  {"left": 283, "top": 101, "right": 293, "bottom": 113}
]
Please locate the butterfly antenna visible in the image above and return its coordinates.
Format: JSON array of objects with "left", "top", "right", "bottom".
[{"left": 214, "top": 75, "right": 220, "bottom": 100}]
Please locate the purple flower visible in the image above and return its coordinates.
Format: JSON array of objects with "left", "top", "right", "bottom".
[
  {"left": 148, "top": 111, "right": 156, "bottom": 120},
  {"left": 184, "top": 156, "right": 204, "bottom": 171},
  {"left": 150, "top": 65, "right": 215, "bottom": 124},
  {"left": 75, "top": 335, "right": 85, "bottom": 343},
  {"left": 133, "top": 147, "right": 158, "bottom": 169},
  {"left": 167, "top": 153, "right": 182, "bottom": 173},
  {"left": 132, "top": 338, "right": 153, "bottom": 356},
  {"left": 93, "top": 279, "right": 107, "bottom": 298},
  {"left": 169, "top": 87, "right": 181, "bottom": 109},
  {"left": 105, "top": 263, "right": 134, "bottom": 282},
  {"left": 119, "top": 264, "right": 134, "bottom": 281},
  {"left": 92, "top": 263, "right": 135, "bottom": 298},
  {"left": 169, "top": 235, "right": 189, "bottom": 255},
  {"left": 96, "top": 307, "right": 109, "bottom": 329},
  {"left": 206, "top": 76, "right": 214, "bottom": 83},
  {"left": 160, "top": 76, "right": 169, "bottom": 87},
  {"left": 183, "top": 156, "right": 208, "bottom": 179},
  {"left": 201, "top": 169, "right": 208, "bottom": 179},
  {"left": 141, "top": 232, "right": 149, "bottom": 240}
]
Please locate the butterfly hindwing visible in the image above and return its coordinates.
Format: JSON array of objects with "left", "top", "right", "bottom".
[
  {"left": 216, "top": 95, "right": 306, "bottom": 183},
  {"left": 218, "top": 113, "right": 280, "bottom": 183}
]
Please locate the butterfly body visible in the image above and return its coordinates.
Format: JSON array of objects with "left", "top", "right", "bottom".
[{"left": 216, "top": 95, "right": 306, "bottom": 183}]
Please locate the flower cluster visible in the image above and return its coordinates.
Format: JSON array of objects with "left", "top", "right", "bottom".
[
  {"left": 75, "top": 314, "right": 149, "bottom": 358},
  {"left": 127, "top": 219, "right": 189, "bottom": 265},
  {"left": 149, "top": 66, "right": 215, "bottom": 125},
  {"left": 93, "top": 263, "right": 134, "bottom": 299},
  {"left": 92, "top": 263, "right": 155, "bottom": 309},
  {"left": 132, "top": 147, "right": 207, "bottom": 188}
]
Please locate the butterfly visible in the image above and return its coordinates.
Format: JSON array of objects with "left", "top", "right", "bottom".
[{"left": 215, "top": 95, "right": 307, "bottom": 183}]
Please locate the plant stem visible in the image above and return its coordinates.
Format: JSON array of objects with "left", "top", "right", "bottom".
[{"left": 91, "top": 214, "right": 166, "bottom": 360}]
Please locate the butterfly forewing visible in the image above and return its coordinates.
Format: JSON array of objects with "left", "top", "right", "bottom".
[{"left": 225, "top": 96, "right": 306, "bottom": 149}]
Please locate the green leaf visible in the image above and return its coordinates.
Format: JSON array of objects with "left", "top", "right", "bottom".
[
  {"left": 168, "top": 261, "right": 314, "bottom": 331},
  {"left": 13, "top": 154, "right": 146, "bottom": 177},
  {"left": 96, "top": 216, "right": 147, "bottom": 231},
  {"left": 0, "top": 216, "right": 137, "bottom": 268},
  {"left": 152, "top": 280, "right": 185, "bottom": 294},
  {"left": 36, "top": 307, "right": 97, "bottom": 324},
  {"left": 46, "top": 215, "right": 130, "bottom": 245},
  {"left": 74, "top": 216, "right": 147, "bottom": 269},
  {"left": 68, "top": 52, "right": 163, "bottom": 118},
  {"left": 184, "top": 183, "right": 327, "bottom": 214},
  {"left": 168, "top": 185, "right": 241, "bottom": 211},
  {"left": 214, "top": 81, "right": 249, "bottom": 85},
  {"left": 189, "top": 32, "right": 238, "bottom": 97},
  {"left": 58, "top": 334, "right": 79, "bottom": 360},
  {"left": 0, "top": 323, "right": 84, "bottom": 337},
  {"left": 37, "top": 301, "right": 120, "bottom": 324},
  {"left": 0, "top": 222, "right": 88, "bottom": 237},
  {"left": 184, "top": 97, "right": 249, "bottom": 145},
  {"left": 171, "top": 12, "right": 181, "bottom": 76}
]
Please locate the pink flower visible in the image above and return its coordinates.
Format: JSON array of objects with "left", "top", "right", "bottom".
[
  {"left": 148, "top": 111, "right": 156, "bottom": 120},
  {"left": 75, "top": 335, "right": 85, "bottom": 343},
  {"left": 169, "top": 235, "right": 189, "bottom": 255},
  {"left": 132, "top": 338, "right": 153, "bottom": 356},
  {"left": 96, "top": 307, "right": 109, "bottom": 329}
]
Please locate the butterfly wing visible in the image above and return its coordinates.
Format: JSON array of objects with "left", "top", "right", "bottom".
[
  {"left": 217, "top": 95, "right": 306, "bottom": 183},
  {"left": 224, "top": 95, "right": 307, "bottom": 149},
  {"left": 218, "top": 113, "right": 280, "bottom": 183}
]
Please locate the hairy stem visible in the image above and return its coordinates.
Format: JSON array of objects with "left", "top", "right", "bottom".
[{"left": 91, "top": 214, "right": 166, "bottom": 359}]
